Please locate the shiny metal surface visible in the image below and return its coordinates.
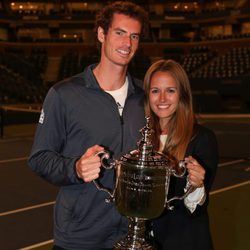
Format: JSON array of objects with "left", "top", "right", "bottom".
[{"left": 94, "top": 117, "right": 193, "bottom": 249}]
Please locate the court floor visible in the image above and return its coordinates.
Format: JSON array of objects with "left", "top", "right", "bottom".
[{"left": 0, "top": 116, "right": 249, "bottom": 250}]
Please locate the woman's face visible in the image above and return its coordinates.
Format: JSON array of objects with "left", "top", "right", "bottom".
[{"left": 149, "top": 70, "right": 179, "bottom": 125}]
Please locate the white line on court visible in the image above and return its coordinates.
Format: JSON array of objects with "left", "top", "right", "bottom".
[
  {"left": 218, "top": 159, "right": 246, "bottom": 167},
  {"left": 17, "top": 180, "right": 250, "bottom": 250},
  {"left": 18, "top": 240, "right": 53, "bottom": 250},
  {"left": 0, "top": 158, "right": 248, "bottom": 218},
  {"left": 0, "top": 201, "right": 55, "bottom": 217},
  {"left": 2, "top": 180, "right": 249, "bottom": 218},
  {"left": 1, "top": 158, "right": 249, "bottom": 249},
  {"left": 0, "top": 157, "right": 28, "bottom": 164},
  {"left": 210, "top": 180, "right": 250, "bottom": 195}
]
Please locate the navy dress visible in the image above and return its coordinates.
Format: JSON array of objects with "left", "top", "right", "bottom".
[{"left": 151, "top": 124, "right": 218, "bottom": 250}]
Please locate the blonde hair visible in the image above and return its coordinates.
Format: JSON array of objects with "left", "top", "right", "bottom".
[{"left": 144, "top": 59, "right": 195, "bottom": 160}]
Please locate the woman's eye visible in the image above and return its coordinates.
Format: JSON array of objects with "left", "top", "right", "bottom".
[
  {"left": 168, "top": 88, "right": 176, "bottom": 93},
  {"left": 151, "top": 89, "right": 159, "bottom": 94}
]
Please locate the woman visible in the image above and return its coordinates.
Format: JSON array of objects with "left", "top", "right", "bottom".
[{"left": 144, "top": 59, "right": 218, "bottom": 250}]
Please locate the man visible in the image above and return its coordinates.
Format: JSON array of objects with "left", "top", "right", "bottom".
[{"left": 28, "top": 1, "right": 149, "bottom": 249}]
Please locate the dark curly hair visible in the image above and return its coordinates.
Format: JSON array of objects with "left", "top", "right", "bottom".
[{"left": 95, "top": 1, "right": 149, "bottom": 41}]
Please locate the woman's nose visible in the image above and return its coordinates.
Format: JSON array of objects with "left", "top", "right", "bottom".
[{"left": 160, "top": 92, "right": 166, "bottom": 102}]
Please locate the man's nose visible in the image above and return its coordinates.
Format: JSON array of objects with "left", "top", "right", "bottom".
[{"left": 123, "top": 35, "right": 132, "bottom": 47}]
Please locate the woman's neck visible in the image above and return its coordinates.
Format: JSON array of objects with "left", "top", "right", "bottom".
[{"left": 160, "top": 119, "right": 169, "bottom": 135}]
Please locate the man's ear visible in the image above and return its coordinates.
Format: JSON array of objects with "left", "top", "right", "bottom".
[{"left": 97, "top": 26, "right": 105, "bottom": 43}]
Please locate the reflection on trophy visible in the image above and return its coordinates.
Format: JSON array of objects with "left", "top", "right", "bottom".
[{"left": 93, "top": 117, "right": 193, "bottom": 249}]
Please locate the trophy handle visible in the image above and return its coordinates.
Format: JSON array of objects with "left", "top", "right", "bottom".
[
  {"left": 166, "top": 160, "right": 195, "bottom": 210},
  {"left": 92, "top": 150, "right": 117, "bottom": 203}
]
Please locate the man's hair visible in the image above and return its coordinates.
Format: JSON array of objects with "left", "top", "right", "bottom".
[{"left": 95, "top": 1, "right": 149, "bottom": 38}]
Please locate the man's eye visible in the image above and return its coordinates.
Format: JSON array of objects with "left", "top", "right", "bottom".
[
  {"left": 131, "top": 34, "right": 140, "bottom": 41},
  {"left": 116, "top": 30, "right": 124, "bottom": 36}
]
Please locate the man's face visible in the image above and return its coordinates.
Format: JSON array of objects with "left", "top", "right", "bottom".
[{"left": 98, "top": 13, "right": 142, "bottom": 67}]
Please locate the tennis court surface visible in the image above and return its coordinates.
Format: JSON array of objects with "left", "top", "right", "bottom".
[{"left": 0, "top": 110, "right": 249, "bottom": 250}]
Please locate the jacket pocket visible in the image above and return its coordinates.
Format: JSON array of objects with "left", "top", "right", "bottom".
[{"left": 54, "top": 184, "right": 90, "bottom": 233}]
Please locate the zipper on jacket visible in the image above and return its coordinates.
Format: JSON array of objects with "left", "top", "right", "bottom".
[
  {"left": 119, "top": 114, "right": 124, "bottom": 152},
  {"left": 103, "top": 91, "right": 125, "bottom": 154}
]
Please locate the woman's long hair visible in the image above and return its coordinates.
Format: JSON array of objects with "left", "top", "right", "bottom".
[{"left": 144, "top": 59, "right": 195, "bottom": 160}]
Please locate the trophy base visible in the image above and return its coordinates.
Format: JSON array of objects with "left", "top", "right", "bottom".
[
  {"left": 114, "top": 239, "right": 153, "bottom": 250},
  {"left": 113, "top": 217, "right": 155, "bottom": 250}
]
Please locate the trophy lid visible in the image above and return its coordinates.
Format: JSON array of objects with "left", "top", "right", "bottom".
[{"left": 120, "top": 117, "right": 171, "bottom": 169}]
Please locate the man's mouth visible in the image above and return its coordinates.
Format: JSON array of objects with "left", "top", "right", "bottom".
[{"left": 117, "top": 49, "right": 130, "bottom": 55}]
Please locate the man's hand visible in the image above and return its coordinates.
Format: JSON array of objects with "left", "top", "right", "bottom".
[{"left": 75, "top": 145, "right": 104, "bottom": 182}]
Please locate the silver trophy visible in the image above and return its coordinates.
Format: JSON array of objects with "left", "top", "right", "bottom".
[{"left": 94, "top": 117, "right": 193, "bottom": 249}]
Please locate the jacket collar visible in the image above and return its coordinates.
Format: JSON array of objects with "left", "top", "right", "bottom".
[{"left": 75, "top": 64, "right": 142, "bottom": 95}]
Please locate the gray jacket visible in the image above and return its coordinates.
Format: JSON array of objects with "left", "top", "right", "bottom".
[{"left": 28, "top": 64, "right": 146, "bottom": 249}]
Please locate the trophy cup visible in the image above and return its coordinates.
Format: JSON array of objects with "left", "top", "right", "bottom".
[{"left": 93, "top": 117, "right": 193, "bottom": 249}]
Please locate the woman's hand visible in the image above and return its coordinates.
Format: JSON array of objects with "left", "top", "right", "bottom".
[{"left": 185, "top": 156, "right": 205, "bottom": 188}]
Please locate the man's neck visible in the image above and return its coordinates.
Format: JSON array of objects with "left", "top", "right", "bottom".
[{"left": 93, "top": 62, "right": 128, "bottom": 91}]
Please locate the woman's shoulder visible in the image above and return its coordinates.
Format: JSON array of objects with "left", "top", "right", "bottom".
[
  {"left": 188, "top": 123, "right": 218, "bottom": 157},
  {"left": 192, "top": 123, "right": 217, "bottom": 142}
]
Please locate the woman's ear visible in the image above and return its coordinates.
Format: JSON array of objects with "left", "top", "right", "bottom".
[{"left": 97, "top": 26, "right": 105, "bottom": 43}]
